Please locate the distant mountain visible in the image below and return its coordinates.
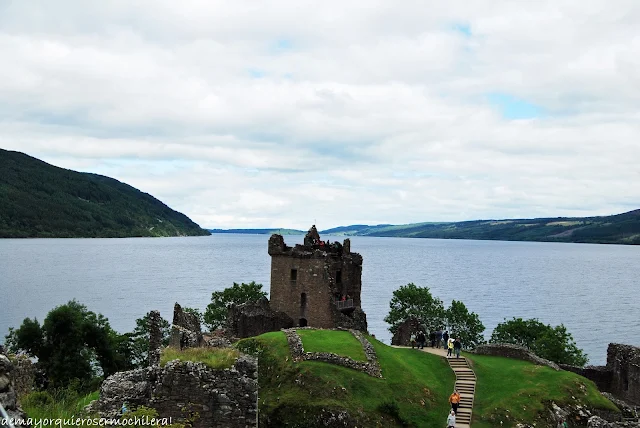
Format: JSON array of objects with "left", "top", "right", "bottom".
[
  {"left": 211, "top": 211, "right": 640, "bottom": 245},
  {"left": 209, "top": 228, "right": 304, "bottom": 235},
  {"left": 321, "top": 211, "right": 640, "bottom": 245},
  {"left": 0, "top": 149, "right": 210, "bottom": 238}
]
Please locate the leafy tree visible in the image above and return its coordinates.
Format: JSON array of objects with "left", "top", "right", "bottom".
[
  {"left": 490, "top": 317, "right": 588, "bottom": 366},
  {"left": 384, "top": 283, "right": 445, "bottom": 334},
  {"left": 127, "top": 312, "right": 171, "bottom": 368},
  {"left": 445, "top": 300, "right": 485, "bottom": 349},
  {"left": 5, "top": 300, "right": 133, "bottom": 387},
  {"left": 204, "top": 281, "right": 267, "bottom": 331}
]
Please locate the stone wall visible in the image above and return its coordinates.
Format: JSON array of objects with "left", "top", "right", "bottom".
[
  {"left": 607, "top": 344, "right": 640, "bottom": 405},
  {"left": 8, "top": 356, "right": 35, "bottom": 399},
  {"left": 0, "top": 352, "right": 29, "bottom": 427},
  {"left": 391, "top": 317, "right": 421, "bottom": 346},
  {"left": 284, "top": 329, "right": 382, "bottom": 378},
  {"left": 472, "top": 343, "right": 560, "bottom": 370},
  {"left": 88, "top": 356, "right": 258, "bottom": 428},
  {"left": 169, "top": 303, "right": 203, "bottom": 349},
  {"left": 226, "top": 296, "right": 294, "bottom": 339},
  {"left": 268, "top": 226, "right": 366, "bottom": 330},
  {"left": 561, "top": 343, "right": 640, "bottom": 406}
]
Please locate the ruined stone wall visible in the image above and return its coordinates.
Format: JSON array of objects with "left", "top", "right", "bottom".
[
  {"left": 269, "top": 230, "right": 365, "bottom": 330},
  {"left": 472, "top": 343, "right": 560, "bottom": 370},
  {"left": 607, "top": 344, "right": 640, "bottom": 405},
  {"left": 169, "top": 303, "right": 203, "bottom": 349},
  {"left": 270, "top": 254, "right": 335, "bottom": 328},
  {"left": 226, "top": 297, "right": 294, "bottom": 338},
  {"left": 88, "top": 357, "right": 258, "bottom": 428},
  {"left": 0, "top": 352, "right": 29, "bottom": 426},
  {"left": 560, "top": 344, "right": 640, "bottom": 406}
]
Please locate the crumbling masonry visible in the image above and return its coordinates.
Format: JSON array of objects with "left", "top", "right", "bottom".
[{"left": 268, "top": 226, "right": 367, "bottom": 331}]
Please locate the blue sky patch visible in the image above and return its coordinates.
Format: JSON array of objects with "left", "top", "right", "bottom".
[
  {"left": 452, "top": 23, "right": 472, "bottom": 37},
  {"left": 487, "top": 92, "right": 545, "bottom": 120}
]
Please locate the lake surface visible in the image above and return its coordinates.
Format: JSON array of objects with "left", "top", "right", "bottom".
[{"left": 1, "top": 234, "right": 638, "bottom": 365}]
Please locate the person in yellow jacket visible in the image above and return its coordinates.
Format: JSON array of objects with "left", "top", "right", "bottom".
[
  {"left": 447, "top": 338, "right": 454, "bottom": 357},
  {"left": 449, "top": 390, "right": 461, "bottom": 415}
]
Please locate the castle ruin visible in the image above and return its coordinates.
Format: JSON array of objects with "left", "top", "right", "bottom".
[{"left": 268, "top": 226, "right": 367, "bottom": 331}]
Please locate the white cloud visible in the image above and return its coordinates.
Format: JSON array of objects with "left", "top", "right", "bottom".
[{"left": 1, "top": 0, "right": 639, "bottom": 229}]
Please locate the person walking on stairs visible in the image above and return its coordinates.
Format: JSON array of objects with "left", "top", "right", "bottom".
[
  {"left": 454, "top": 338, "right": 462, "bottom": 358},
  {"left": 449, "top": 390, "right": 461, "bottom": 415},
  {"left": 447, "top": 409, "right": 456, "bottom": 428}
]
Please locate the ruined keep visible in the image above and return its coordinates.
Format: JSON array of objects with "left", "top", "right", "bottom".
[{"left": 268, "top": 226, "right": 367, "bottom": 330}]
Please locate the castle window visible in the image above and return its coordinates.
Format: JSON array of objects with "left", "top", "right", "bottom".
[
  {"left": 336, "top": 270, "right": 342, "bottom": 284},
  {"left": 290, "top": 269, "right": 298, "bottom": 284}
]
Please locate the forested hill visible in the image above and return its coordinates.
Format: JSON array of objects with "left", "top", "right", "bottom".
[
  {"left": 0, "top": 149, "right": 210, "bottom": 238},
  {"left": 320, "top": 210, "right": 640, "bottom": 245}
]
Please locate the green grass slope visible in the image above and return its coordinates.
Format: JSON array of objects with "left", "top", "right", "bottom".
[
  {"left": 237, "top": 331, "right": 455, "bottom": 427},
  {"left": 468, "top": 354, "right": 618, "bottom": 427},
  {"left": 298, "top": 329, "right": 367, "bottom": 361},
  {"left": 0, "top": 149, "right": 210, "bottom": 238}
]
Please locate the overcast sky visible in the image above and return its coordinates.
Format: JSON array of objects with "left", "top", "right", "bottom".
[{"left": 1, "top": 1, "right": 639, "bottom": 229}]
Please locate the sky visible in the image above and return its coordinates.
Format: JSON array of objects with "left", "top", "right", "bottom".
[{"left": 1, "top": 1, "right": 639, "bottom": 230}]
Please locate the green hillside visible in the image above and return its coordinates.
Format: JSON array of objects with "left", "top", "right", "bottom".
[
  {"left": 321, "top": 211, "right": 640, "bottom": 245},
  {"left": 236, "top": 330, "right": 616, "bottom": 427},
  {"left": 0, "top": 149, "right": 210, "bottom": 238}
]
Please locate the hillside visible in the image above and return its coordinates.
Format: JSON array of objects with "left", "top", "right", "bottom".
[
  {"left": 236, "top": 330, "right": 616, "bottom": 427},
  {"left": 209, "top": 228, "right": 304, "bottom": 235},
  {"left": 0, "top": 149, "right": 210, "bottom": 238},
  {"left": 322, "top": 211, "right": 640, "bottom": 245}
]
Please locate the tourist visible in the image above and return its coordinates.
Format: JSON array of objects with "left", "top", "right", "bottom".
[
  {"left": 443, "top": 330, "right": 449, "bottom": 344},
  {"left": 410, "top": 332, "right": 417, "bottom": 349},
  {"left": 429, "top": 330, "right": 436, "bottom": 348},
  {"left": 557, "top": 418, "right": 568, "bottom": 428},
  {"left": 449, "top": 390, "right": 461, "bottom": 415},
  {"left": 436, "top": 328, "right": 443, "bottom": 348},
  {"left": 454, "top": 338, "right": 462, "bottom": 358},
  {"left": 417, "top": 331, "right": 426, "bottom": 349},
  {"left": 447, "top": 409, "right": 456, "bottom": 428},
  {"left": 447, "top": 337, "right": 454, "bottom": 357}
]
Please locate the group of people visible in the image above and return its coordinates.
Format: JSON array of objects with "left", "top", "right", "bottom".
[{"left": 409, "top": 329, "right": 462, "bottom": 358}]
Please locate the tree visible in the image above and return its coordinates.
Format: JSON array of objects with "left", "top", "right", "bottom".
[
  {"left": 384, "top": 283, "right": 445, "bottom": 334},
  {"left": 5, "top": 300, "right": 133, "bottom": 387},
  {"left": 490, "top": 317, "right": 588, "bottom": 366},
  {"left": 204, "top": 281, "right": 267, "bottom": 331},
  {"left": 127, "top": 312, "right": 171, "bottom": 369},
  {"left": 445, "top": 300, "right": 485, "bottom": 349}
]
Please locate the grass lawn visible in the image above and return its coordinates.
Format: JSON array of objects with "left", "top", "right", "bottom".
[
  {"left": 160, "top": 346, "right": 240, "bottom": 369},
  {"left": 467, "top": 353, "right": 618, "bottom": 427},
  {"left": 237, "top": 330, "right": 455, "bottom": 427},
  {"left": 298, "top": 329, "right": 368, "bottom": 361}
]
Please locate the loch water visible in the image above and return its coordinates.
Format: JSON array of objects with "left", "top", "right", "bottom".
[{"left": 1, "top": 234, "right": 638, "bottom": 365}]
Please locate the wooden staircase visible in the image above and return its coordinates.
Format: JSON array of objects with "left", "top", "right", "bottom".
[{"left": 447, "top": 356, "right": 476, "bottom": 428}]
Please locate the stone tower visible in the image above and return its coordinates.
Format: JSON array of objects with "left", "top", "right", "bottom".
[{"left": 268, "top": 226, "right": 367, "bottom": 331}]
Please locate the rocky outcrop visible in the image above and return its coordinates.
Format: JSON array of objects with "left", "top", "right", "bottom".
[
  {"left": 87, "top": 356, "right": 258, "bottom": 428},
  {"left": 0, "top": 352, "right": 29, "bottom": 427},
  {"left": 226, "top": 297, "right": 294, "bottom": 339},
  {"left": 169, "top": 303, "right": 203, "bottom": 349},
  {"left": 588, "top": 416, "right": 640, "bottom": 427},
  {"left": 472, "top": 343, "right": 560, "bottom": 370},
  {"left": 390, "top": 317, "right": 422, "bottom": 346}
]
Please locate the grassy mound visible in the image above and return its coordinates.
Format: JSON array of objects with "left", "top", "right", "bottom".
[
  {"left": 298, "top": 329, "right": 367, "bottom": 361},
  {"left": 468, "top": 353, "right": 618, "bottom": 427},
  {"left": 160, "top": 347, "right": 240, "bottom": 369},
  {"left": 237, "top": 330, "right": 455, "bottom": 427}
]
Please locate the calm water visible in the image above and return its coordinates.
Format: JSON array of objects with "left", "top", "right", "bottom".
[{"left": 1, "top": 235, "right": 638, "bottom": 365}]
